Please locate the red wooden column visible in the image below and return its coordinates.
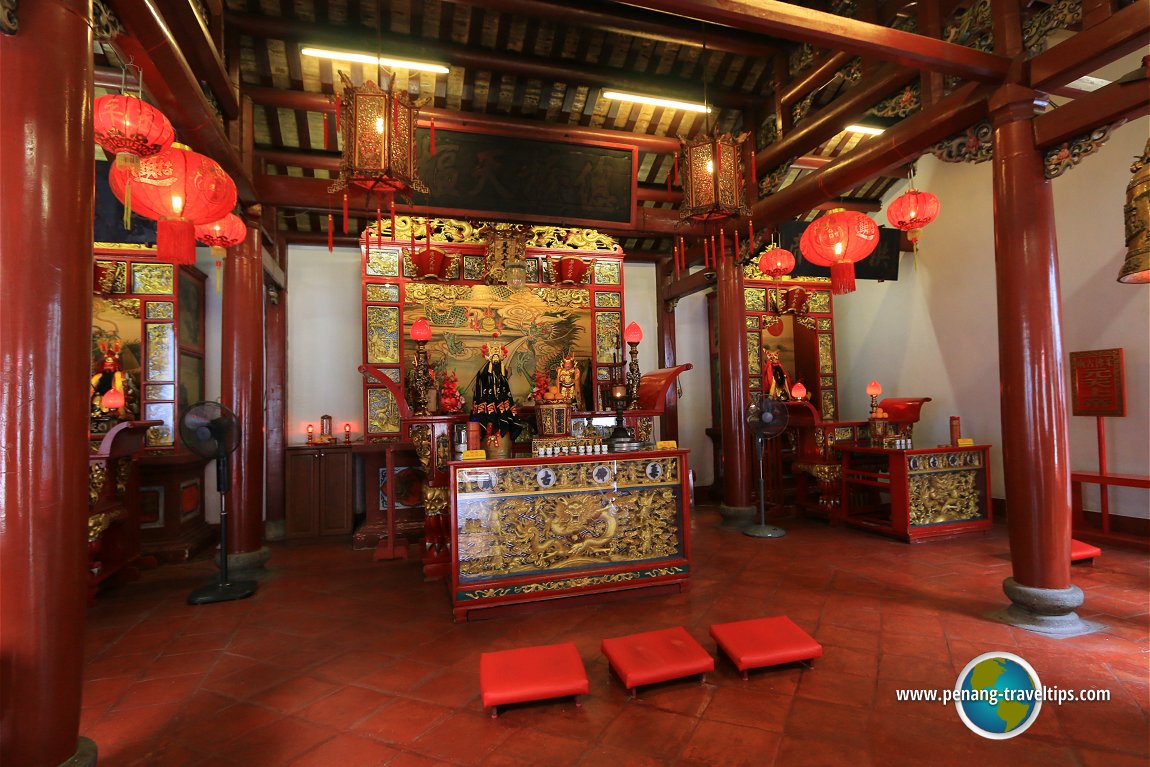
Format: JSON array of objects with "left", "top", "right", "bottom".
[
  {"left": 654, "top": 257, "right": 680, "bottom": 441},
  {"left": 0, "top": 1, "right": 98, "bottom": 765},
  {"left": 715, "top": 249, "right": 755, "bottom": 525},
  {"left": 220, "top": 224, "right": 269, "bottom": 566},
  {"left": 989, "top": 84, "right": 1086, "bottom": 635}
]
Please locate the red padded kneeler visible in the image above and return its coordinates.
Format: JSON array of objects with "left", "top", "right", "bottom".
[
  {"left": 709, "top": 616, "right": 823, "bottom": 679},
  {"left": 1070, "top": 539, "right": 1102, "bottom": 564},
  {"left": 600, "top": 626, "right": 714, "bottom": 695},
  {"left": 479, "top": 642, "right": 588, "bottom": 717}
]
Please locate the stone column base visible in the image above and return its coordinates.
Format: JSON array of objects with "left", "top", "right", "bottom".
[
  {"left": 264, "top": 519, "right": 286, "bottom": 542},
  {"left": 987, "top": 577, "right": 1102, "bottom": 637},
  {"left": 60, "top": 737, "right": 97, "bottom": 767},
  {"left": 221, "top": 545, "right": 271, "bottom": 574},
  {"left": 718, "top": 504, "right": 755, "bottom": 530}
]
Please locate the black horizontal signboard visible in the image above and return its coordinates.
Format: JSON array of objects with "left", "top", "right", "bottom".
[{"left": 414, "top": 128, "right": 636, "bottom": 227}]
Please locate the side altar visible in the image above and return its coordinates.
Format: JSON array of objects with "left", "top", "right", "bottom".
[{"left": 449, "top": 449, "right": 691, "bottom": 621}]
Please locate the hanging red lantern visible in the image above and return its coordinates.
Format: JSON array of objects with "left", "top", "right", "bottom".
[
  {"left": 109, "top": 143, "right": 237, "bottom": 266},
  {"left": 800, "top": 210, "right": 880, "bottom": 295},
  {"left": 757, "top": 246, "right": 796, "bottom": 278},
  {"left": 94, "top": 94, "right": 175, "bottom": 227},
  {"left": 886, "top": 188, "right": 940, "bottom": 247},
  {"left": 195, "top": 213, "right": 247, "bottom": 292}
]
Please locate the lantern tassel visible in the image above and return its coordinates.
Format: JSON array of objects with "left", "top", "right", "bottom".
[
  {"left": 327, "top": 214, "right": 333, "bottom": 253},
  {"left": 343, "top": 193, "right": 349, "bottom": 235},
  {"left": 158, "top": 218, "right": 196, "bottom": 266},
  {"left": 210, "top": 246, "right": 225, "bottom": 293},
  {"left": 829, "top": 262, "right": 857, "bottom": 295},
  {"left": 214, "top": 260, "right": 222, "bottom": 293},
  {"left": 122, "top": 177, "right": 133, "bottom": 230},
  {"left": 673, "top": 152, "right": 679, "bottom": 185},
  {"left": 430, "top": 117, "right": 436, "bottom": 156}
]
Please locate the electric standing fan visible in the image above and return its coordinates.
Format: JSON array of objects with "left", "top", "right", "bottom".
[
  {"left": 180, "top": 401, "right": 258, "bottom": 605},
  {"left": 744, "top": 395, "right": 790, "bottom": 538}
]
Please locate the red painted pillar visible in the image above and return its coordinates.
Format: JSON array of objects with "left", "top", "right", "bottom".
[
  {"left": 990, "top": 84, "right": 1084, "bottom": 634},
  {"left": 716, "top": 248, "right": 754, "bottom": 524},
  {"left": 0, "top": 1, "right": 98, "bottom": 765},
  {"left": 220, "top": 225, "right": 268, "bottom": 563}
]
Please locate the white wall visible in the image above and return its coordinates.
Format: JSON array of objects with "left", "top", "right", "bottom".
[
  {"left": 286, "top": 245, "right": 364, "bottom": 444},
  {"left": 836, "top": 117, "right": 1150, "bottom": 518}
]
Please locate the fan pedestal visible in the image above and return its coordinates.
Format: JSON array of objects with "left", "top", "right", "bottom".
[
  {"left": 188, "top": 578, "right": 258, "bottom": 605},
  {"left": 743, "top": 522, "right": 786, "bottom": 538}
]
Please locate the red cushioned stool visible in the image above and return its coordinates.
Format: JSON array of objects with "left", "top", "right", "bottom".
[
  {"left": 1070, "top": 539, "right": 1102, "bottom": 565},
  {"left": 709, "top": 616, "right": 823, "bottom": 680},
  {"left": 600, "top": 626, "right": 714, "bottom": 697},
  {"left": 480, "top": 642, "right": 589, "bottom": 718}
]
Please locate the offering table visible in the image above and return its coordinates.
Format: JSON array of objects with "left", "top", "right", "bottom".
[
  {"left": 839, "top": 443, "right": 993, "bottom": 542},
  {"left": 449, "top": 449, "right": 691, "bottom": 621}
]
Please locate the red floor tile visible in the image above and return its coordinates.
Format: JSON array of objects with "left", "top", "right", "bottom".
[{"left": 77, "top": 511, "right": 1148, "bottom": 767}]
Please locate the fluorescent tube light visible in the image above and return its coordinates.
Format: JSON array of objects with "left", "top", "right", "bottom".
[
  {"left": 845, "top": 124, "right": 885, "bottom": 136},
  {"left": 602, "top": 91, "right": 710, "bottom": 113},
  {"left": 301, "top": 47, "right": 449, "bottom": 74}
]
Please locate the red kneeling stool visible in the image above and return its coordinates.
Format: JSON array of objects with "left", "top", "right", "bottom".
[
  {"left": 479, "top": 642, "right": 589, "bottom": 718},
  {"left": 600, "top": 626, "right": 714, "bottom": 697},
  {"left": 709, "top": 616, "right": 823, "bottom": 680},
  {"left": 1070, "top": 539, "right": 1102, "bottom": 565}
]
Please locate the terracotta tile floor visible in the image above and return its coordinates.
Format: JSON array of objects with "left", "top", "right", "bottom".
[{"left": 82, "top": 508, "right": 1149, "bottom": 766}]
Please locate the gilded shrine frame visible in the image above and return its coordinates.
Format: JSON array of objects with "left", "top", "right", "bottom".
[{"left": 361, "top": 219, "right": 628, "bottom": 438}]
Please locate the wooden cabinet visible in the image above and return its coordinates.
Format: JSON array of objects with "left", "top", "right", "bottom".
[{"left": 285, "top": 445, "right": 353, "bottom": 539}]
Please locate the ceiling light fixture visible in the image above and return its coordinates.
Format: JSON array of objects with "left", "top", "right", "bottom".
[
  {"left": 845, "top": 124, "right": 885, "bottom": 136},
  {"left": 603, "top": 90, "right": 710, "bottom": 113},
  {"left": 301, "top": 47, "right": 449, "bottom": 74}
]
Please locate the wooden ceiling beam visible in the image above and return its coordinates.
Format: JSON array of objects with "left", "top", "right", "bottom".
[
  {"left": 622, "top": 0, "right": 1010, "bottom": 82},
  {"left": 1033, "top": 63, "right": 1150, "bottom": 149},
  {"left": 225, "top": 12, "right": 757, "bottom": 110},
  {"left": 245, "top": 86, "right": 682, "bottom": 153},
  {"left": 751, "top": 81, "right": 991, "bottom": 223},
  {"left": 465, "top": 0, "right": 778, "bottom": 59},
  {"left": 151, "top": 0, "right": 238, "bottom": 119},
  {"left": 1028, "top": 0, "right": 1149, "bottom": 92},
  {"left": 755, "top": 63, "right": 919, "bottom": 176},
  {"left": 108, "top": 0, "right": 254, "bottom": 200}
]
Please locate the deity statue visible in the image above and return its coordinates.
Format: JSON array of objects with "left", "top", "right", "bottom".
[
  {"left": 764, "top": 348, "right": 794, "bottom": 401},
  {"left": 556, "top": 354, "right": 582, "bottom": 409},
  {"left": 471, "top": 344, "right": 520, "bottom": 453},
  {"left": 90, "top": 339, "right": 129, "bottom": 420}
]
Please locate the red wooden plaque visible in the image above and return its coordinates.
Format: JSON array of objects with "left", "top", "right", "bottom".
[{"left": 1069, "top": 348, "right": 1126, "bottom": 417}]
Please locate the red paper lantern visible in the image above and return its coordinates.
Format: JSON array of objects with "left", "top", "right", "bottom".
[
  {"left": 757, "top": 246, "right": 796, "bottom": 278},
  {"left": 800, "top": 210, "right": 880, "bottom": 295},
  {"left": 195, "top": 214, "right": 247, "bottom": 292},
  {"left": 94, "top": 94, "right": 174, "bottom": 169},
  {"left": 94, "top": 94, "right": 175, "bottom": 227},
  {"left": 109, "top": 144, "right": 237, "bottom": 265},
  {"left": 886, "top": 188, "right": 940, "bottom": 245}
]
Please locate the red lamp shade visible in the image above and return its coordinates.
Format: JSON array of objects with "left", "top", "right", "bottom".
[
  {"left": 790, "top": 382, "right": 807, "bottom": 400},
  {"left": 886, "top": 188, "right": 940, "bottom": 243},
  {"left": 800, "top": 210, "right": 880, "bottom": 295},
  {"left": 410, "top": 317, "right": 432, "bottom": 342},
  {"left": 100, "top": 388, "right": 125, "bottom": 410},
  {"left": 758, "top": 247, "right": 796, "bottom": 278},
  {"left": 109, "top": 144, "right": 237, "bottom": 265},
  {"left": 94, "top": 94, "right": 174, "bottom": 169},
  {"left": 623, "top": 321, "right": 643, "bottom": 344},
  {"left": 866, "top": 380, "right": 883, "bottom": 397}
]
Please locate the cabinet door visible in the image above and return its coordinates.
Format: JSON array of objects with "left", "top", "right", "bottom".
[
  {"left": 319, "top": 450, "right": 353, "bottom": 535},
  {"left": 285, "top": 452, "right": 319, "bottom": 539}
]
